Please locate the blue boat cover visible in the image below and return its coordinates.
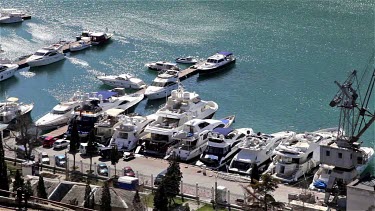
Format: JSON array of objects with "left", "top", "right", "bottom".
[
  {"left": 213, "top": 127, "right": 233, "bottom": 136},
  {"left": 313, "top": 180, "right": 327, "bottom": 189},
  {"left": 218, "top": 51, "right": 233, "bottom": 56},
  {"left": 56, "top": 155, "right": 66, "bottom": 159},
  {"left": 97, "top": 91, "right": 117, "bottom": 100}
]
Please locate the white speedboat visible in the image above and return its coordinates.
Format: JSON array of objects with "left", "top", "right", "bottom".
[
  {"left": 268, "top": 128, "right": 338, "bottom": 183},
  {"left": 145, "top": 70, "right": 179, "bottom": 100},
  {"left": 97, "top": 74, "right": 146, "bottom": 89},
  {"left": 142, "top": 86, "right": 218, "bottom": 156},
  {"left": 26, "top": 45, "right": 65, "bottom": 67},
  {"left": 35, "top": 92, "right": 83, "bottom": 130},
  {"left": 228, "top": 131, "right": 296, "bottom": 176},
  {"left": 197, "top": 51, "right": 236, "bottom": 75},
  {"left": 97, "top": 88, "right": 144, "bottom": 112},
  {"left": 146, "top": 61, "right": 180, "bottom": 71},
  {"left": 69, "top": 40, "right": 90, "bottom": 52},
  {"left": 309, "top": 146, "right": 374, "bottom": 191},
  {"left": 0, "top": 97, "right": 33, "bottom": 124},
  {"left": 0, "top": 63, "right": 19, "bottom": 82},
  {"left": 168, "top": 115, "right": 235, "bottom": 161},
  {"left": 90, "top": 32, "right": 113, "bottom": 45},
  {"left": 175, "top": 57, "right": 197, "bottom": 64},
  {"left": 0, "top": 9, "right": 24, "bottom": 24},
  {"left": 196, "top": 128, "right": 253, "bottom": 170}
]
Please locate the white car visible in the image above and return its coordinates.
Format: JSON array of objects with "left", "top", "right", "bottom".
[
  {"left": 39, "top": 152, "right": 50, "bottom": 164},
  {"left": 53, "top": 139, "right": 70, "bottom": 150}
]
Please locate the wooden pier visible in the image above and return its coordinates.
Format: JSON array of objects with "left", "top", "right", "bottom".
[{"left": 178, "top": 62, "right": 203, "bottom": 80}]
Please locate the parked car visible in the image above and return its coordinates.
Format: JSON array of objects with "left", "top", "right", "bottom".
[
  {"left": 16, "top": 145, "right": 35, "bottom": 160},
  {"left": 39, "top": 152, "right": 50, "bottom": 165},
  {"left": 55, "top": 154, "right": 66, "bottom": 167},
  {"left": 154, "top": 169, "right": 167, "bottom": 186},
  {"left": 123, "top": 152, "right": 135, "bottom": 161},
  {"left": 42, "top": 136, "right": 58, "bottom": 148},
  {"left": 123, "top": 166, "right": 135, "bottom": 177},
  {"left": 53, "top": 139, "right": 70, "bottom": 150},
  {"left": 97, "top": 163, "right": 109, "bottom": 176}
]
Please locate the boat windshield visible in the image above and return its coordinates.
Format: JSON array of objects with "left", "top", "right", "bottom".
[
  {"left": 118, "top": 132, "right": 129, "bottom": 139},
  {"left": 206, "top": 146, "right": 225, "bottom": 156},
  {"left": 34, "top": 52, "right": 45, "bottom": 56},
  {"left": 151, "top": 81, "right": 165, "bottom": 87},
  {"left": 52, "top": 109, "right": 70, "bottom": 115},
  {"left": 206, "top": 59, "right": 218, "bottom": 63},
  {"left": 231, "top": 160, "right": 251, "bottom": 171}
]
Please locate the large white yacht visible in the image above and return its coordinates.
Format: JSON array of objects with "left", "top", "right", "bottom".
[
  {"left": 35, "top": 92, "right": 83, "bottom": 130},
  {"left": 196, "top": 128, "right": 252, "bottom": 170},
  {"left": 94, "top": 108, "right": 126, "bottom": 144},
  {"left": 267, "top": 128, "right": 338, "bottom": 183},
  {"left": 145, "top": 70, "right": 179, "bottom": 100},
  {"left": 97, "top": 73, "right": 146, "bottom": 89},
  {"left": 196, "top": 52, "right": 236, "bottom": 75},
  {"left": 26, "top": 44, "right": 65, "bottom": 67},
  {"left": 0, "top": 9, "right": 23, "bottom": 24},
  {"left": 309, "top": 146, "right": 374, "bottom": 191},
  {"left": 97, "top": 88, "right": 144, "bottom": 112},
  {"left": 141, "top": 87, "right": 218, "bottom": 156},
  {"left": 228, "top": 131, "right": 296, "bottom": 176},
  {"left": 168, "top": 116, "right": 234, "bottom": 161},
  {"left": 146, "top": 61, "right": 179, "bottom": 71},
  {"left": 0, "top": 63, "right": 19, "bottom": 82},
  {"left": 0, "top": 97, "right": 33, "bottom": 124}
]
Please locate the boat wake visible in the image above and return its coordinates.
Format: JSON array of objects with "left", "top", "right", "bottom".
[
  {"left": 19, "top": 71, "right": 36, "bottom": 78},
  {"left": 68, "top": 57, "right": 90, "bottom": 68}
]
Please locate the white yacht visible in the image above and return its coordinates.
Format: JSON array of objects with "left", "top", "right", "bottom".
[
  {"left": 94, "top": 108, "right": 126, "bottom": 144},
  {"left": 141, "top": 87, "right": 218, "bottom": 156},
  {"left": 0, "top": 63, "right": 18, "bottom": 82},
  {"left": 197, "top": 52, "right": 236, "bottom": 75},
  {"left": 228, "top": 131, "right": 296, "bottom": 176},
  {"left": 35, "top": 92, "right": 83, "bottom": 130},
  {"left": 268, "top": 128, "right": 337, "bottom": 183},
  {"left": 97, "top": 88, "right": 144, "bottom": 112},
  {"left": 146, "top": 61, "right": 179, "bottom": 71},
  {"left": 145, "top": 70, "right": 179, "bottom": 100},
  {"left": 175, "top": 57, "right": 198, "bottom": 64},
  {"left": 309, "top": 146, "right": 374, "bottom": 191},
  {"left": 97, "top": 73, "right": 146, "bottom": 89},
  {"left": 0, "top": 97, "right": 33, "bottom": 124},
  {"left": 0, "top": 9, "right": 24, "bottom": 24},
  {"left": 168, "top": 116, "right": 234, "bottom": 161},
  {"left": 26, "top": 45, "right": 65, "bottom": 67},
  {"left": 196, "top": 128, "right": 252, "bottom": 170},
  {"left": 69, "top": 40, "right": 90, "bottom": 52}
]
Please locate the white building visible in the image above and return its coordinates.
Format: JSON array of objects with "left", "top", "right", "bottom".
[{"left": 346, "top": 175, "right": 375, "bottom": 211}]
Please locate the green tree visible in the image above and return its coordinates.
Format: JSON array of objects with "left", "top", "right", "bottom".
[
  {"left": 110, "top": 145, "right": 120, "bottom": 177},
  {"left": 164, "top": 153, "right": 182, "bottom": 208},
  {"left": 243, "top": 174, "right": 284, "bottom": 211},
  {"left": 153, "top": 180, "right": 168, "bottom": 211},
  {"left": 84, "top": 181, "right": 93, "bottom": 209},
  {"left": 69, "top": 119, "right": 80, "bottom": 172},
  {"left": 132, "top": 190, "right": 144, "bottom": 211},
  {"left": 100, "top": 181, "right": 111, "bottom": 211},
  {"left": 251, "top": 163, "right": 260, "bottom": 184},
  {"left": 13, "top": 169, "right": 24, "bottom": 193},
  {"left": 37, "top": 175, "right": 47, "bottom": 199},
  {"left": 24, "top": 180, "right": 33, "bottom": 208},
  {"left": 87, "top": 129, "right": 97, "bottom": 174},
  {"left": 0, "top": 135, "right": 9, "bottom": 196}
]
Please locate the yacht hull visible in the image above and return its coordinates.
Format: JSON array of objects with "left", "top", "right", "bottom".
[
  {"left": 197, "top": 60, "right": 236, "bottom": 75},
  {"left": 27, "top": 55, "right": 65, "bottom": 67}
]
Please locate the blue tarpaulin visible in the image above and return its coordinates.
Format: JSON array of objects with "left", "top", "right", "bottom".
[
  {"left": 213, "top": 127, "right": 233, "bottom": 136},
  {"left": 96, "top": 91, "right": 117, "bottom": 100}
]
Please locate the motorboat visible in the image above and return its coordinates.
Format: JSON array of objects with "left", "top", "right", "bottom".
[
  {"left": 99, "top": 114, "right": 156, "bottom": 158},
  {"left": 94, "top": 108, "right": 126, "bottom": 144},
  {"left": 35, "top": 92, "right": 84, "bottom": 130},
  {"left": 97, "top": 73, "right": 146, "bottom": 89},
  {"left": 146, "top": 61, "right": 180, "bottom": 71},
  {"left": 175, "top": 57, "right": 198, "bottom": 64},
  {"left": 25, "top": 45, "right": 65, "bottom": 67},
  {"left": 0, "top": 63, "right": 19, "bottom": 82},
  {"left": 196, "top": 128, "right": 253, "bottom": 170},
  {"left": 141, "top": 86, "right": 218, "bottom": 156},
  {"left": 0, "top": 9, "right": 25, "bottom": 24},
  {"left": 228, "top": 131, "right": 296, "bottom": 176},
  {"left": 0, "top": 97, "right": 33, "bottom": 124},
  {"left": 309, "top": 146, "right": 374, "bottom": 191},
  {"left": 267, "top": 128, "right": 338, "bottom": 183},
  {"left": 168, "top": 115, "right": 235, "bottom": 161},
  {"left": 196, "top": 51, "right": 236, "bottom": 75},
  {"left": 97, "top": 88, "right": 144, "bottom": 112},
  {"left": 145, "top": 70, "right": 179, "bottom": 100},
  {"left": 69, "top": 40, "right": 91, "bottom": 52}
]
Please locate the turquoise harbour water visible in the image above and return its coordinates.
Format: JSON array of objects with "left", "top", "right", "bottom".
[{"left": 0, "top": 1, "right": 374, "bottom": 167}]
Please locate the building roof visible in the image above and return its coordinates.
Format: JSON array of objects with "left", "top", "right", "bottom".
[
  {"left": 93, "top": 187, "right": 135, "bottom": 209},
  {"left": 348, "top": 174, "right": 375, "bottom": 192}
]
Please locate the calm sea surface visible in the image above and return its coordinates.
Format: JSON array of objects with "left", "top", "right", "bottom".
[{"left": 0, "top": 0, "right": 374, "bottom": 166}]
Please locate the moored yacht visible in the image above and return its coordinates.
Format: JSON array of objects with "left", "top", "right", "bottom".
[
  {"left": 196, "top": 128, "right": 252, "bottom": 170},
  {"left": 0, "top": 9, "right": 24, "bottom": 24},
  {"left": 145, "top": 70, "right": 179, "bottom": 100},
  {"left": 146, "top": 61, "right": 179, "bottom": 71},
  {"left": 90, "top": 32, "right": 113, "bottom": 45},
  {"left": 97, "top": 88, "right": 144, "bottom": 112},
  {"left": 168, "top": 116, "right": 234, "bottom": 161},
  {"left": 0, "top": 97, "right": 33, "bottom": 124},
  {"left": 69, "top": 40, "right": 91, "bottom": 52},
  {"left": 25, "top": 44, "right": 65, "bottom": 67},
  {"left": 35, "top": 92, "right": 83, "bottom": 130},
  {"left": 175, "top": 57, "right": 197, "bottom": 64},
  {"left": 268, "top": 128, "right": 337, "bottom": 183},
  {"left": 0, "top": 63, "right": 19, "bottom": 82},
  {"left": 141, "top": 87, "right": 218, "bottom": 157},
  {"left": 228, "top": 131, "right": 296, "bottom": 176},
  {"left": 94, "top": 108, "right": 125, "bottom": 144},
  {"left": 196, "top": 51, "right": 236, "bottom": 75},
  {"left": 97, "top": 73, "right": 146, "bottom": 89}
]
